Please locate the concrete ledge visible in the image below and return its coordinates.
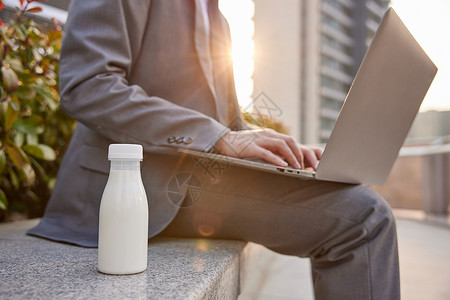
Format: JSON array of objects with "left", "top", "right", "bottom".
[{"left": 0, "top": 219, "right": 252, "bottom": 299}]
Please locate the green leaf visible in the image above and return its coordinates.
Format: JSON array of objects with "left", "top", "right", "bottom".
[
  {"left": 2, "top": 31, "right": 16, "bottom": 48},
  {"left": 0, "top": 100, "right": 7, "bottom": 116},
  {"left": 1, "top": 65, "right": 19, "bottom": 93},
  {"left": 4, "top": 102, "right": 19, "bottom": 131},
  {"left": 34, "top": 85, "right": 58, "bottom": 111},
  {"left": 0, "top": 42, "right": 4, "bottom": 60},
  {"left": 9, "top": 99, "right": 20, "bottom": 111},
  {"left": 23, "top": 144, "right": 43, "bottom": 159},
  {"left": 26, "top": 134, "right": 39, "bottom": 145},
  {"left": 13, "top": 22, "right": 27, "bottom": 41},
  {"left": 32, "top": 48, "right": 43, "bottom": 62},
  {"left": 37, "top": 144, "right": 56, "bottom": 161},
  {"left": 21, "top": 163, "right": 36, "bottom": 186},
  {"left": 23, "top": 143, "right": 56, "bottom": 161},
  {"left": 8, "top": 169, "right": 19, "bottom": 191},
  {"left": 16, "top": 86, "right": 37, "bottom": 101},
  {"left": 47, "top": 177, "right": 56, "bottom": 191},
  {"left": 13, "top": 116, "right": 44, "bottom": 135},
  {"left": 14, "top": 131, "right": 25, "bottom": 147},
  {"left": 0, "top": 86, "right": 6, "bottom": 100},
  {"left": 0, "top": 149, "right": 6, "bottom": 175},
  {"left": 5, "top": 142, "right": 26, "bottom": 169},
  {"left": 5, "top": 58, "right": 24, "bottom": 73},
  {"left": 0, "top": 189, "right": 7, "bottom": 210},
  {"left": 30, "top": 156, "right": 47, "bottom": 179}
]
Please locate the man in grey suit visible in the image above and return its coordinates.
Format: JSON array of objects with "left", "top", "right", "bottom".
[{"left": 28, "top": 0, "right": 400, "bottom": 299}]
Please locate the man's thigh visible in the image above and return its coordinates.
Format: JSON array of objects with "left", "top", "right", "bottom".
[{"left": 160, "top": 161, "right": 391, "bottom": 257}]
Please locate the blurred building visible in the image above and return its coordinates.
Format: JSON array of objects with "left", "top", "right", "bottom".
[{"left": 253, "top": 0, "right": 390, "bottom": 143}]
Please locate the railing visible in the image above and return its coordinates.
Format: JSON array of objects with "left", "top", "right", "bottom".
[
  {"left": 2, "top": 0, "right": 68, "bottom": 23},
  {"left": 400, "top": 136, "right": 450, "bottom": 157},
  {"left": 399, "top": 136, "right": 450, "bottom": 216}
]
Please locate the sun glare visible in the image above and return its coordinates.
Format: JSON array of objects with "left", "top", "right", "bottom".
[
  {"left": 391, "top": 0, "right": 450, "bottom": 111},
  {"left": 219, "top": 0, "right": 255, "bottom": 108}
]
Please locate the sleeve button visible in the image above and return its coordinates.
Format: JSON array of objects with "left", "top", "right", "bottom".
[{"left": 183, "top": 137, "right": 193, "bottom": 144}]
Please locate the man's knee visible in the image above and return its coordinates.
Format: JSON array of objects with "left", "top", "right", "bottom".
[
  {"left": 349, "top": 185, "right": 396, "bottom": 237},
  {"left": 309, "top": 185, "right": 397, "bottom": 261}
]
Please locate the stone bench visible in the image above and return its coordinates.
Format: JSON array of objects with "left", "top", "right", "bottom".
[{"left": 0, "top": 219, "right": 258, "bottom": 299}]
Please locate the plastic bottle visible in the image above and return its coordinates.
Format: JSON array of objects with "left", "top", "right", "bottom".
[{"left": 98, "top": 144, "right": 149, "bottom": 275}]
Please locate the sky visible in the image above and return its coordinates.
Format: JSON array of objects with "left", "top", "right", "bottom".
[{"left": 390, "top": 0, "right": 450, "bottom": 112}]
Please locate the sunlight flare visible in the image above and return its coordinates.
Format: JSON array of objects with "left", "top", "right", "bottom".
[{"left": 219, "top": 0, "right": 255, "bottom": 108}]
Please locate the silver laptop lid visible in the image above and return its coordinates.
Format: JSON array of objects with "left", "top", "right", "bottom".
[{"left": 316, "top": 8, "right": 437, "bottom": 185}]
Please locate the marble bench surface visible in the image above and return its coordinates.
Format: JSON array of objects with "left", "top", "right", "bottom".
[{"left": 0, "top": 219, "right": 249, "bottom": 300}]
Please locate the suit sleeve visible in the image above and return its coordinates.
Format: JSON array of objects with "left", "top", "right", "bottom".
[{"left": 59, "top": 0, "right": 229, "bottom": 153}]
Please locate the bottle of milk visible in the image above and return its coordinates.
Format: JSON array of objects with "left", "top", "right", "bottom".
[{"left": 98, "top": 144, "right": 148, "bottom": 275}]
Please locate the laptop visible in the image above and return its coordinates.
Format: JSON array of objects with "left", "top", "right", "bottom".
[{"left": 179, "top": 8, "right": 438, "bottom": 186}]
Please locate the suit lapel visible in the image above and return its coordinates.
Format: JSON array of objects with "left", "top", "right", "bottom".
[
  {"left": 195, "top": 0, "right": 236, "bottom": 125},
  {"left": 194, "top": 0, "right": 217, "bottom": 101},
  {"left": 208, "top": 0, "right": 233, "bottom": 125}
]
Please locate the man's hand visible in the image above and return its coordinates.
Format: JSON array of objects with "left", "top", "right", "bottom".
[{"left": 214, "top": 129, "right": 323, "bottom": 170}]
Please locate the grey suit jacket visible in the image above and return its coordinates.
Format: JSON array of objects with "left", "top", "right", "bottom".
[{"left": 28, "top": 0, "right": 246, "bottom": 247}]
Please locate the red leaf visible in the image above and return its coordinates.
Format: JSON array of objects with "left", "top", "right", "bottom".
[
  {"left": 0, "top": 2, "right": 4, "bottom": 11},
  {"left": 26, "top": 7, "right": 42, "bottom": 13},
  {"left": 19, "top": 0, "right": 24, "bottom": 7},
  {"left": 0, "top": 18, "right": 2, "bottom": 26}
]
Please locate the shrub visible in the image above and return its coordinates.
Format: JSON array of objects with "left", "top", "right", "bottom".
[
  {"left": 242, "top": 111, "right": 289, "bottom": 134},
  {"left": 0, "top": 0, "right": 75, "bottom": 221}
]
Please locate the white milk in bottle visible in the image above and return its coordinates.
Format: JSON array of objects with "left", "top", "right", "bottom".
[{"left": 98, "top": 144, "right": 148, "bottom": 274}]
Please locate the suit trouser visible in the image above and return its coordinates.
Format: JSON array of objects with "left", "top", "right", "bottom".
[{"left": 159, "top": 160, "right": 400, "bottom": 300}]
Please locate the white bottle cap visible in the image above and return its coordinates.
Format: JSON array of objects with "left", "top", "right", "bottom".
[{"left": 108, "top": 144, "right": 143, "bottom": 160}]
